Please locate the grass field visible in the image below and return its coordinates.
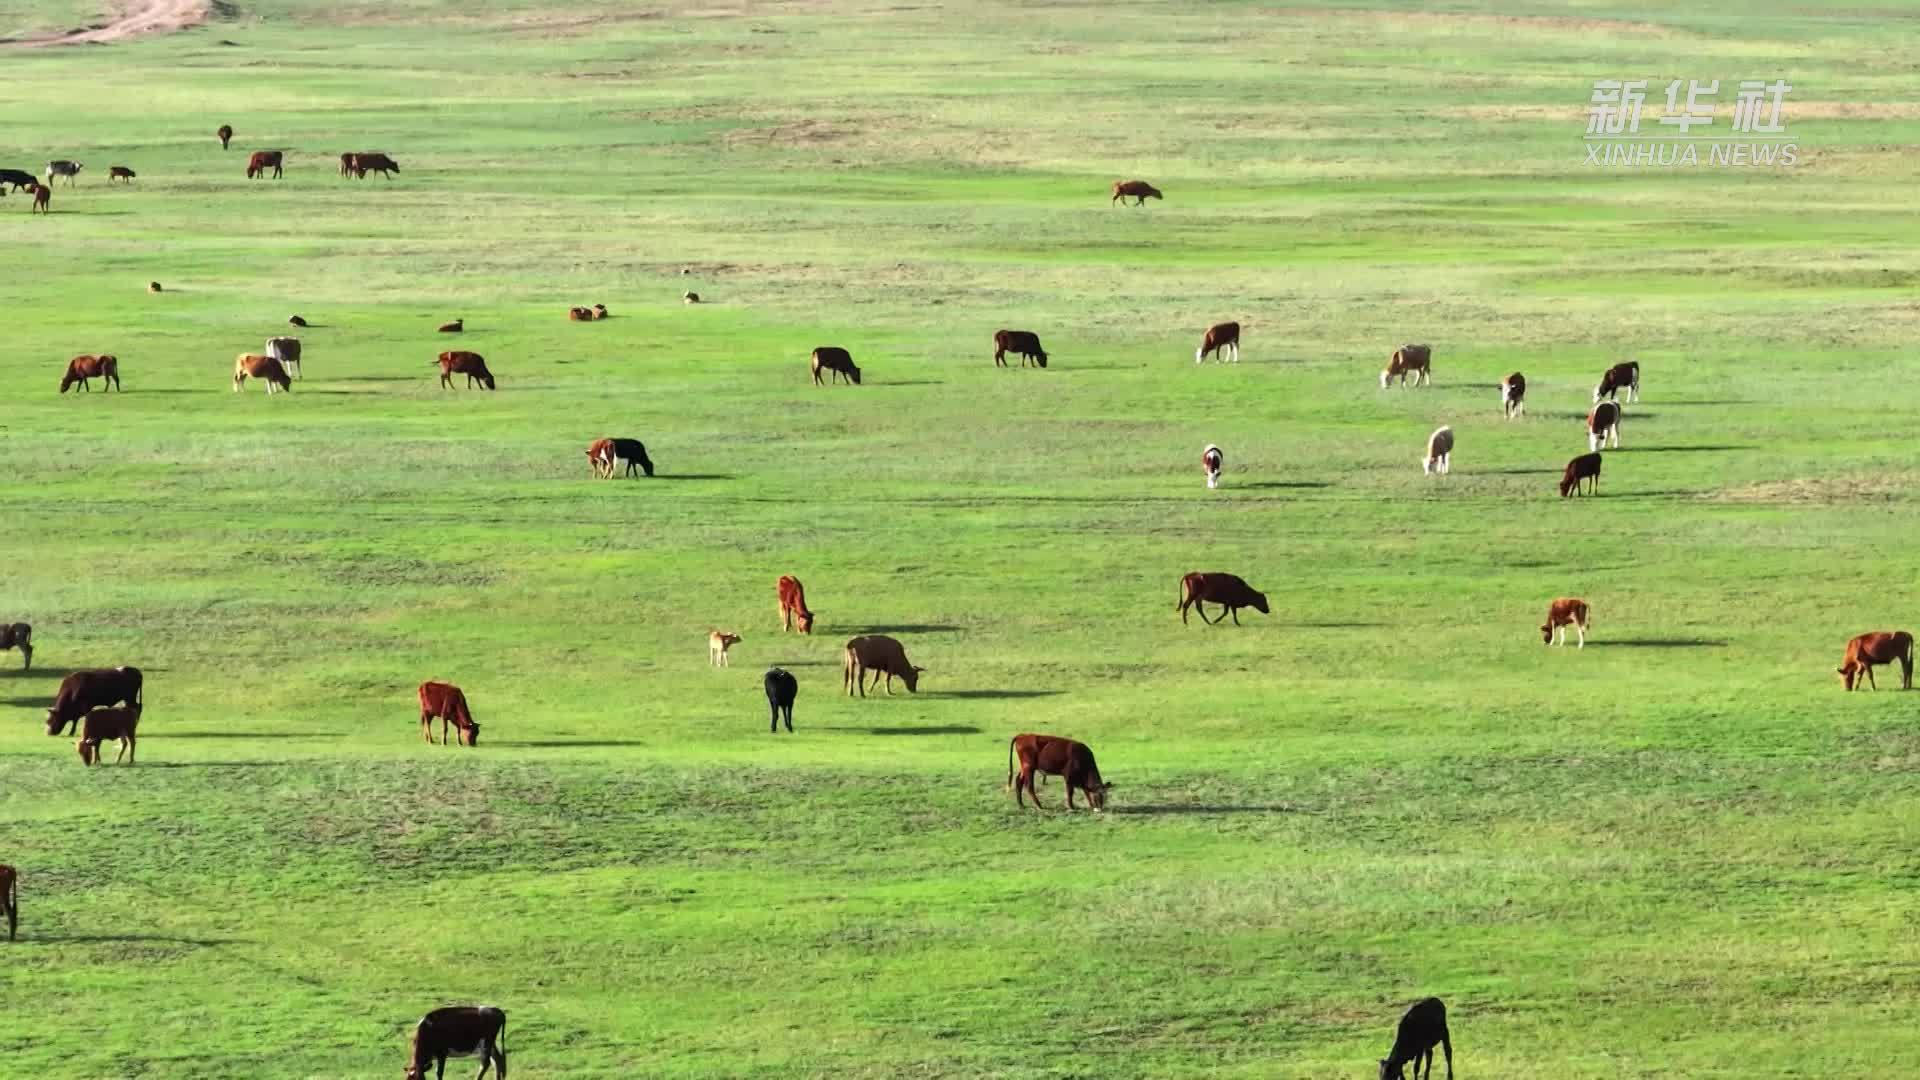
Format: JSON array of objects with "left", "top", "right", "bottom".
[{"left": 3, "top": 1, "right": 1920, "bottom": 1076}]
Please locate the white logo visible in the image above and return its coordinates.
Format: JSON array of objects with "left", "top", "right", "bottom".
[{"left": 1584, "top": 77, "right": 1795, "bottom": 167}]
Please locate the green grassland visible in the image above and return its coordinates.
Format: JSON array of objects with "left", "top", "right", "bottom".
[{"left": 3, "top": 1, "right": 1920, "bottom": 1075}]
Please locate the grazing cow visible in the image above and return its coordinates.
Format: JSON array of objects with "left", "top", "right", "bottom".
[
  {"left": 337, "top": 152, "right": 359, "bottom": 177},
  {"left": 1423, "top": 426, "right": 1453, "bottom": 476},
  {"left": 777, "top": 576, "right": 816, "bottom": 634},
  {"left": 76, "top": 705, "right": 141, "bottom": 766},
  {"left": 0, "top": 169, "right": 36, "bottom": 192},
  {"left": 45, "top": 666, "right": 143, "bottom": 737},
  {"left": 1837, "top": 630, "right": 1915, "bottom": 691},
  {"left": 417, "top": 681, "right": 480, "bottom": 746},
  {"left": 1587, "top": 400, "right": 1621, "bottom": 451},
  {"left": 764, "top": 668, "right": 798, "bottom": 733},
  {"left": 59, "top": 354, "right": 119, "bottom": 393},
  {"left": 45, "top": 160, "right": 82, "bottom": 186},
  {"left": 1007, "top": 733, "right": 1112, "bottom": 811},
  {"left": 1202, "top": 444, "right": 1223, "bottom": 489},
  {"left": 287, "top": 314, "right": 308, "bottom": 327},
  {"left": 148, "top": 281, "right": 162, "bottom": 293},
  {"left": 1196, "top": 321, "right": 1240, "bottom": 364},
  {"left": 1178, "top": 571, "right": 1269, "bottom": 626},
  {"left": 1379, "top": 997, "right": 1453, "bottom": 1080},
  {"left": 568, "top": 306, "right": 594, "bottom": 321},
  {"left": 404, "top": 1006, "right": 507, "bottom": 1080},
  {"left": 1594, "top": 360, "right": 1639, "bottom": 404},
  {"left": 1541, "top": 597, "right": 1591, "bottom": 648},
  {"left": 265, "top": 336, "right": 302, "bottom": 379},
  {"left": 107, "top": 166, "right": 135, "bottom": 184},
  {"left": 585, "top": 437, "right": 652, "bottom": 478},
  {"left": 810, "top": 346, "right": 861, "bottom": 386},
  {"left": 709, "top": 630, "right": 742, "bottom": 667},
  {"left": 1559, "top": 451, "right": 1602, "bottom": 497},
  {"left": 0, "top": 864, "right": 14, "bottom": 941},
  {"left": 992, "top": 330, "right": 1048, "bottom": 369},
  {"left": 592, "top": 303, "right": 607, "bottom": 319},
  {"left": 232, "top": 353, "right": 292, "bottom": 393},
  {"left": 353, "top": 152, "right": 399, "bottom": 179},
  {"left": 244, "top": 150, "right": 283, "bottom": 180},
  {"left": 218, "top": 124, "right": 233, "bottom": 149},
  {"left": 0, "top": 623, "right": 31, "bottom": 670},
  {"left": 683, "top": 292, "right": 700, "bottom": 304},
  {"left": 438, "top": 318, "right": 463, "bottom": 333},
  {"left": 1111, "top": 179, "right": 1162, "bottom": 206},
  {"left": 29, "top": 182, "right": 50, "bottom": 214},
  {"left": 1501, "top": 372, "right": 1526, "bottom": 419},
  {"left": 1381, "top": 344, "right": 1432, "bottom": 388},
  {"left": 843, "top": 635, "right": 923, "bottom": 697},
  {"left": 435, "top": 351, "right": 495, "bottom": 390}
]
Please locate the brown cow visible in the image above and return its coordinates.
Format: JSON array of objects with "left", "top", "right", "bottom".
[
  {"left": 417, "top": 681, "right": 480, "bottom": 745},
  {"left": 148, "top": 281, "right": 163, "bottom": 293},
  {"left": 352, "top": 152, "right": 399, "bottom": 179},
  {"left": 568, "top": 306, "right": 594, "bottom": 321},
  {"left": 107, "top": 166, "right": 135, "bottom": 184},
  {"left": 1381, "top": 344, "right": 1432, "bottom": 388},
  {"left": 1501, "top": 372, "right": 1526, "bottom": 419},
  {"left": 1559, "top": 452, "right": 1602, "bottom": 497},
  {"left": 592, "top": 303, "right": 608, "bottom": 319},
  {"left": 59, "top": 354, "right": 119, "bottom": 393},
  {"left": 435, "top": 351, "right": 495, "bottom": 390},
  {"left": 1594, "top": 361, "right": 1639, "bottom": 404},
  {"left": 232, "top": 353, "right": 292, "bottom": 393},
  {"left": 1007, "top": 733, "right": 1112, "bottom": 811},
  {"left": 1202, "top": 444, "right": 1223, "bottom": 489},
  {"left": 1111, "top": 180, "right": 1162, "bottom": 206},
  {"left": 76, "top": 705, "right": 141, "bottom": 766},
  {"left": 709, "top": 630, "right": 742, "bottom": 667},
  {"left": 46, "top": 666, "right": 142, "bottom": 736},
  {"left": 1196, "top": 321, "right": 1240, "bottom": 364},
  {"left": 0, "top": 623, "right": 30, "bottom": 670},
  {"left": 404, "top": 1006, "right": 506, "bottom": 1080},
  {"left": 810, "top": 346, "right": 860, "bottom": 386},
  {"left": 1838, "top": 631, "right": 1914, "bottom": 691},
  {"left": 217, "top": 124, "right": 233, "bottom": 150},
  {"left": 29, "top": 182, "right": 49, "bottom": 214},
  {"left": 245, "top": 150, "right": 283, "bottom": 179},
  {"left": 438, "top": 318, "right": 463, "bottom": 333},
  {"left": 1424, "top": 426, "right": 1453, "bottom": 476},
  {"left": 1588, "top": 401, "right": 1622, "bottom": 451},
  {"left": 585, "top": 437, "right": 651, "bottom": 478},
  {"left": 843, "top": 635, "right": 923, "bottom": 696},
  {"left": 0, "top": 864, "right": 14, "bottom": 941},
  {"left": 777, "top": 575, "right": 815, "bottom": 634},
  {"left": 992, "top": 330, "right": 1047, "bottom": 369},
  {"left": 1541, "top": 598, "right": 1590, "bottom": 648},
  {"left": 1178, "top": 572, "right": 1269, "bottom": 626},
  {"left": 338, "top": 152, "right": 358, "bottom": 177}
]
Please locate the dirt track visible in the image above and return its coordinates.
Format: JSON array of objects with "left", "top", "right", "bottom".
[{"left": 2, "top": 0, "right": 210, "bottom": 48}]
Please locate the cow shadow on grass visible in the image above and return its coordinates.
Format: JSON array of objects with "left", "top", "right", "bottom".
[
  {"left": 1, "top": 667, "right": 73, "bottom": 680},
  {"left": 1626, "top": 444, "right": 1756, "bottom": 453},
  {"left": 1109, "top": 804, "right": 1301, "bottom": 816},
  {"left": 1589, "top": 638, "right": 1727, "bottom": 648},
  {"left": 874, "top": 380, "right": 942, "bottom": 387},
  {"left": 816, "top": 725, "right": 982, "bottom": 736},
  {"left": 1284, "top": 621, "right": 1386, "bottom": 629},
  {"left": 656, "top": 474, "right": 737, "bottom": 481},
  {"left": 1239, "top": 481, "right": 1330, "bottom": 489},
  {"left": 1482, "top": 468, "right": 1562, "bottom": 476},
  {"left": 159, "top": 732, "right": 345, "bottom": 740},
  {"left": 766, "top": 660, "right": 840, "bottom": 668},
  {"left": 503, "top": 739, "right": 651, "bottom": 748},
  {"left": 140, "top": 761, "right": 292, "bottom": 769},
  {"left": 927, "top": 690, "right": 1063, "bottom": 700},
  {"left": 29, "top": 934, "right": 239, "bottom": 947},
  {"left": 848, "top": 624, "right": 962, "bottom": 635}
]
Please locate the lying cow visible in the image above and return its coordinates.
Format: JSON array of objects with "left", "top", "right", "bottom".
[
  {"left": 0, "top": 622, "right": 30, "bottom": 670},
  {"left": 1594, "top": 360, "right": 1639, "bottom": 404},
  {"left": 417, "top": 681, "right": 480, "bottom": 745},
  {"left": 1588, "top": 400, "right": 1621, "bottom": 451},
  {"left": 777, "top": 575, "right": 815, "bottom": 633},
  {"left": 46, "top": 666, "right": 143, "bottom": 736},
  {"left": 1196, "top": 321, "right": 1239, "bottom": 364},
  {"left": 1111, "top": 179, "right": 1162, "bottom": 206},
  {"left": 76, "top": 705, "right": 141, "bottom": 766},
  {"left": 1178, "top": 572, "right": 1269, "bottom": 626},
  {"left": 1381, "top": 344, "right": 1432, "bottom": 388},
  {"left": 435, "top": 351, "right": 495, "bottom": 389},
  {"left": 60, "top": 354, "right": 120, "bottom": 393},
  {"left": 993, "top": 330, "right": 1048, "bottom": 369},
  {"left": 404, "top": 1006, "right": 506, "bottom": 1080},
  {"left": 265, "top": 336, "right": 302, "bottom": 379},
  {"left": 1541, "top": 598, "right": 1591, "bottom": 648},
  {"left": 811, "top": 346, "right": 861, "bottom": 385},
  {"left": 843, "top": 635, "right": 923, "bottom": 696},
  {"left": 1838, "top": 630, "right": 1914, "bottom": 691},
  {"left": 765, "top": 668, "right": 797, "bottom": 733},
  {"left": 1501, "top": 372, "right": 1526, "bottom": 419},
  {"left": 232, "top": 353, "right": 293, "bottom": 393},
  {"left": 586, "top": 437, "right": 653, "bottom": 478},
  {"left": 1559, "top": 452, "right": 1602, "bottom": 497},
  {"left": 1007, "top": 733, "right": 1112, "bottom": 811}
]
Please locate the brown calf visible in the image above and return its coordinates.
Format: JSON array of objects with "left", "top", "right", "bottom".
[
  {"left": 1541, "top": 598, "right": 1590, "bottom": 648},
  {"left": 1559, "top": 452, "right": 1602, "bottom": 497},
  {"left": 417, "top": 681, "right": 480, "bottom": 745},
  {"left": 217, "top": 124, "right": 233, "bottom": 150},
  {"left": 30, "top": 182, "right": 50, "bottom": 214},
  {"left": 1178, "top": 572, "right": 1269, "bottom": 625},
  {"left": 107, "top": 166, "right": 135, "bottom": 184},
  {"left": 60, "top": 354, "right": 119, "bottom": 393},
  {"left": 1007, "top": 733, "right": 1112, "bottom": 811},
  {"left": 404, "top": 1006, "right": 506, "bottom": 1080},
  {"left": 233, "top": 353, "right": 293, "bottom": 393},
  {"left": 1838, "top": 631, "right": 1914, "bottom": 691},
  {"left": 1196, "top": 321, "right": 1239, "bottom": 364},
  {"left": 245, "top": 150, "right": 283, "bottom": 179},
  {"left": 843, "top": 635, "right": 923, "bottom": 696},
  {"left": 709, "top": 630, "right": 742, "bottom": 667},
  {"left": 76, "top": 705, "right": 141, "bottom": 766},
  {"left": 1111, "top": 179, "right": 1162, "bottom": 206},
  {"left": 777, "top": 575, "right": 815, "bottom": 634},
  {"left": 435, "top": 351, "right": 495, "bottom": 390}
]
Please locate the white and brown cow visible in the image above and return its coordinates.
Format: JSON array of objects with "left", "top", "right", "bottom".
[
  {"left": 1541, "top": 598, "right": 1591, "bottom": 648},
  {"left": 1501, "top": 372, "right": 1526, "bottom": 419},
  {"left": 1382, "top": 344, "right": 1432, "bottom": 388},
  {"left": 1202, "top": 444, "right": 1223, "bottom": 489},
  {"left": 1594, "top": 361, "right": 1639, "bottom": 404},
  {"left": 1423, "top": 426, "right": 1453, "bottom": 476},
  {"left": 1588, "top": 400, "right": 1621, "bottom": 451},
  {"left": 1196, "top": 321, "right": 1239, "bottom": 364},
  {"left": 265, "top": 336, "right": 302, "bottom": 379}
]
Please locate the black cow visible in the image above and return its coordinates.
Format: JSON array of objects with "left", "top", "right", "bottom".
[
  {"left": 45, "top": 667, "right": 142, "bottom": 736},
  {"left": 0, "top": 169, "right": 37, "bottom": 193},
  {"left": 992, "top": 329, "right": 1048, "bottom": 368},
  {"left": 764, "top": 668, "right": 797, "bottom": 733},
  {"left": 404, "top": 1006, "right": 507, "bottom": 1080},
  {"left": 0, "top": 623, "right": 30, "bottom": 670},
  {"left": 1379, "top": 997, "right": 1452, "bottom": 1080}
]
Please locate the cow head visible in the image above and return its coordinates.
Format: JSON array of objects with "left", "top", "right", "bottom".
[
  {"left": 848, "top": 366, "right": 862, "bottom": 385},
  {"left": 44, "top": 710, "right": 63, "bottom": 736},
  {"left": 1379, "top": 1060, "right": 1405, "bottom": 1080},
  {"left": 797, "top": 609, "right": 815, "bottom": 634},
  {"left": 1558, "top": 472, "right": 1577, "bottom": 498},
  {"left": 1034, "top": 351, "right": 1048, "bottom": 369},
  {"left": 901, "top": 665, "right": 924, "bottom": 693},
  {"left": 1250, "top": 591, "right": 1270, "bottom": 615},
  {"left": 1541, "top": 622, "right": 1555, "bottom": 644},
  {"left": 1379, "top": 368, "right": 1392, "bottom": 389},
  {"left": 459, "top": 722, "right": 480, "bottom": 746},
  {"left": 1086, "top": 780, "right": 1114, "bottom": 811}
]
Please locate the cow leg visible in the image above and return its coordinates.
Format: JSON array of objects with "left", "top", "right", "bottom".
[
  {"left": 883, "top": 671, "right": 895, "bottom": 695},
  {"left": 422, "top": 712, "right": 435, "bottom": 744},
  {"left": 1229, "top": 606, "right": 1241, "bottom": 626},
  {"left": 1576, "top": 623, "right": 1585, "bottom": 649},
  {"left": 1866, "top": 665, "right": 1878, "bottom": 691},
  {"left": 784, "top": 705, "right": 793, "bottom": 733},
  {"left": 1195, "top": 602, "right": 1217, "bottom": 625}
]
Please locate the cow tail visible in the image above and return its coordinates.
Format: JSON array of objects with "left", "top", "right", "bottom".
[{"left": 1007, "top": 738, "right": 1016, "bottom": 791}]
